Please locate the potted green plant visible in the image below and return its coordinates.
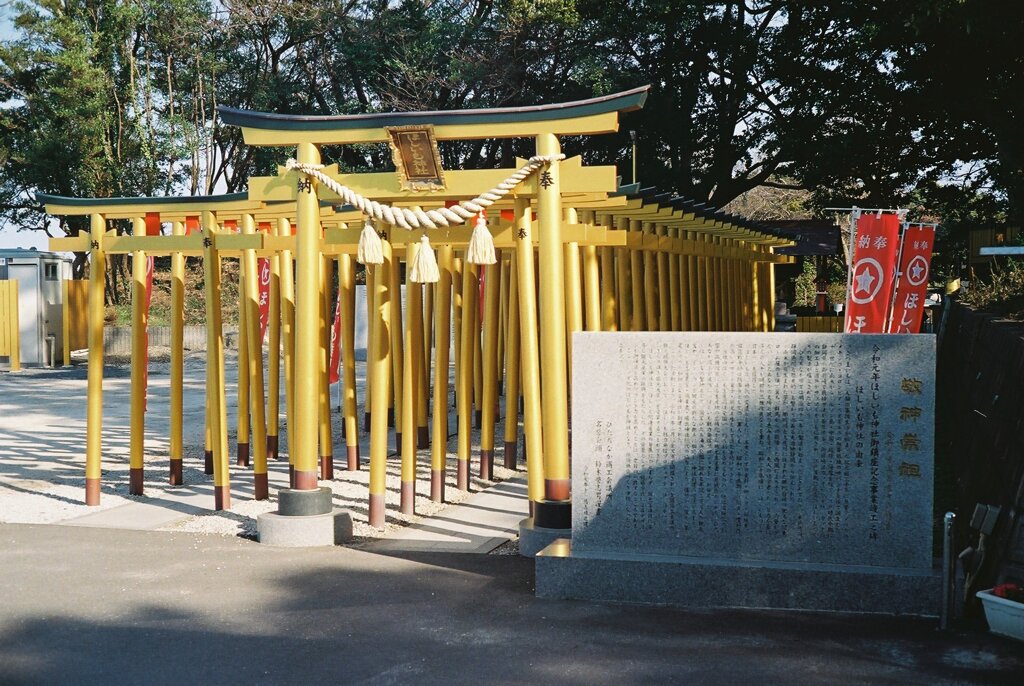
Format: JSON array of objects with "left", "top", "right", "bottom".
[{"left": 977, "top": 582, "right": 1024, "bottom": 641}]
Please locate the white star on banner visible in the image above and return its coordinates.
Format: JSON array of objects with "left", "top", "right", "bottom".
[{"left": 855, "top": 268, "right": 876, "bottom": 294}]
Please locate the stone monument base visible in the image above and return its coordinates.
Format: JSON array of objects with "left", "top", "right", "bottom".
[
  {"left": 518, "top": 517, "right": 570, "bottom": 557},
  {"left": 536, "top": 540, "right": 941, "bottom": 616},
  {"left": 257, "top": 509, "right": 353, "bottom": 547}
]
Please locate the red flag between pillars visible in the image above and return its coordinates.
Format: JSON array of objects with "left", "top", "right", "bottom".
[
  {"left": 888, "top": 226, "right": 935, "bottom": 334},
  {"left": 845, "top": 213, "right": 902, "bottom": 333},
  {"left": 329, "top": 287, "right": 343, "bottom": 384},
  {"left": 257, "top": 222, "right": 273, "bottom": 344}
]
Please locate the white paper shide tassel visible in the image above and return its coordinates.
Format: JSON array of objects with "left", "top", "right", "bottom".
[
  {"left": 357, "top": 220, "right": 384, "bottom": 265},
  {"left": 465, "top": 212, "right": 496, "bottom": 265},
  {"left": 409, "top": 234, "right": 440, "bottom": 283}
]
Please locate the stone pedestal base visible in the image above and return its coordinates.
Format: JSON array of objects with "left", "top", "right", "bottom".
[
  {"left": 518, "top": 517, "right": 570, "bottom": 558},
  {"left": 536, "top": 539, "right": 941, "bottom": 616},
  {"left": 257, "top": 509, "right": 353, "bottom": 547}
]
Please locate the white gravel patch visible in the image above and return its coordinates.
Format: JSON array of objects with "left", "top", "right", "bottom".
[{"left": 1, "top": 351, "right": 525, "bottom": 544}]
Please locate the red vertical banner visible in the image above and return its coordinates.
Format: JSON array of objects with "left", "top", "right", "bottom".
[
  {"left": 888, "top": 226, "right": 935, "bottom": 333},
  {"left": 845, "top": 213, "right": 902, "bottom": 333},
  {"left": 329, "top": 287, "right": 343, "bottom": 384},
  {"left": 257, "top": 257, "right": 271, "bottom": 343}
]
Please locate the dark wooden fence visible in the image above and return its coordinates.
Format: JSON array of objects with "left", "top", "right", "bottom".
[{"left": 936, "top": 300, "right": 1024, "bottom": 593}]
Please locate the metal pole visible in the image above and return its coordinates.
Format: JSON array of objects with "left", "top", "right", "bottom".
[{"left": 941, "top": 511, "right": 956, "bottom": 630}]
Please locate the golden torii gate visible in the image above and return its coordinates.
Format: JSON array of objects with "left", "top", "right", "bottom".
[
  {"left": 218, "top": 87, "right": 653, "bottom": 528},
  {"left": 44, "top": 86, "right": 794, "bottom": 535}
]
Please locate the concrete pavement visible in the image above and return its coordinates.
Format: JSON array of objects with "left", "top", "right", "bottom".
[{"left": 1, "top": 523, "right": 1022, "bottom": 685}]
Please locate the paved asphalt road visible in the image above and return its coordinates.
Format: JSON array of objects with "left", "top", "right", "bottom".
[{"left": 1, "top": 523, "right": 1022, "bottom": 685}]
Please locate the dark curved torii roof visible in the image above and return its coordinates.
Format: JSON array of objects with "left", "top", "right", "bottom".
[{"left": 218, "top": 86, "right": 650, "bottom": 132}]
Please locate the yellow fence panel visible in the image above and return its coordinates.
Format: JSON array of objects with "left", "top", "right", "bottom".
[
  {"left": 795, "top": 316, "right": 843, "bottom": 333},
  {"left": 63, "top": 279, "right": 89, "bottom": 364},
  {"left": 0, "top": 280, "right": 20, "bottom": 370}
]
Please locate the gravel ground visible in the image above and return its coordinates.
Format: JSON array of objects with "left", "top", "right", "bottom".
[{"left": 0, "top": 348, "right": 524, "bottom": 544}]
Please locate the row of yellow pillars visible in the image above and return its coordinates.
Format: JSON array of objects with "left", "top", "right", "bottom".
[{"left": 80, "top": 138, "right": 776, "bottom": 529}]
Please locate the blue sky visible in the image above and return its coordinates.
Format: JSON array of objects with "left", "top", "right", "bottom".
[{"left": 0, "top": 6, "right": 67, "bottom": 253}]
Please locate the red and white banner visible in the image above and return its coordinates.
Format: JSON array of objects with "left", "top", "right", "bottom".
[
  {"left": 845, "top": 213, "right": 901, "bottom": 333},
  {"left": 329, "top": 287, "right": 343, "bottom": 384},
  {"left": 887, "top": 226, "right": 935, "bottom": 334},
  {"left": 257, "top": 257, "right": 271, "bottom": 343}
]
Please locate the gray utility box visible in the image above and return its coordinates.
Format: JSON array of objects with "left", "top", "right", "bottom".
[{"left": 0, "top": 249, "right": 72, "bottom": 366}]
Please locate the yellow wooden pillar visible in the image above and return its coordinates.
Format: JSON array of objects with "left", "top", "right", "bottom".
[
  {"left": 202, "top": 211, "right": 230, "bottom": 509},
  {"left": 536, "top": 134, "right": 570, "bottom": 503},
  {"left": 319, "top": 251, "right": 334, "bottom": 479},
  {"left": 750, "top": 253, "right": 761, "bottom": 333},
  {"left": 725, "top": 241, "right": 736, "bottom": 331},
  {"left": 643, "top": 222, "right": 658, "bottom": 331},
  {"left": 389, "top": 242, "right": 405, "bottom": 447},
  {"left": 236, "top": 259, "right": 251, "bottom": 466},
  {"left": 472, "top": 274, "right": 483, "bottom": 429},
  {"left": 616, "top": 217, "right": 632, "bottom": 331},
  {"left": 583, "top": 243, "right": 601, "bottom": 332},
  {"left": 767, "top": 254, "right": 777, "bottom": 332},
  {"left": 503, "top": 251, "right": 522, "bottom": 469},
  {"left": 363, "top": 265, "right": 374, "bottom": 432},
  {"left": 368, "top": 224, "right": 393, "bottom": 527},
  {"left": 292, "top": 142, "right": 322, "bottom": 490},
  {"left": 416, "top": 269, "right": 431, "bottom": 450},
  {"left": 599, "top": 233, "right": 618, "bottom": 332},
  {"left": 129, "top": 218, "right": 147, "bottom": 496},
  {"left": 430, "top": 244, "right": 453, "bottom": 501},
  {"left": 267, "top": 221, "right": 282, "bottom": 461},
  {"left": 563, "top": 208, "right": 583, "bottom": 377},
  {"left": 401, "top": 239, "right": 421, "bottom": 514},
  {"left": 169, "top": 220, "right": 185, "bottom": 484},
  {"left": 689, "top": 232, "right": 703, "bottom": 331},
  {"left": 279, "top": 219, "right": 297, "bottom": 477},
  {"left": 338, "top": 252, "right": 359, "bottom": 469},
  {"left": 241, "top": 214, "right": 269, "bottom": 499},
  {"left": 629, "top": 219, "right": 645, "bottom": 331},
  {"left": 667, "top": 227, "right": 680, "bottom": 331},
  {"left": 678, "top": 231, "right": 690, "bottom": 331},
  {"left": 515, "top": 198, "right": 545, "bottom": 510},
  {"left": 457, "top": 258, "right": 477, "bottom": 490},
  {"left": 85, "top": 215, "right": 105, "bottom": 504},
  {"left": 706, "top": 237, "right": 718, "bottom": 330},
  {"left": 480, "top": 251, "right": 502, "bottom": 479},
  {"left": 452, "top": 256, "right": 463, "bottom": 423}
]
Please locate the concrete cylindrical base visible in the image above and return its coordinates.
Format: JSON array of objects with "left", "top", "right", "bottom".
[
  {"left": 237, "top": 442, "right": 249, "bottom": 467},
  {"left": 457, "top": 460, "right": 469, "bottom": 490},
  {"left": 267, "top": 435, "right": 279, "bottom": 461},
  {"left": 204, "top": 451, "right": 213, "bottom": 475},
  {"left": 534, "top": 499, "right": 572, "bottom": 529},
  {"left": 519, "top": 516, "right": 571, "bottom": 557},
  {"left": 257, "top": 509, "right": 353, "bottom": 547},
  {"left": 346, "top": 445, "right": 359, "bottom": 471},
  {"left": 278, "top": 486, "right": 333, "bottom": 516},
  {"left": 417, "top": 426, "right": 429, "bottom": 449}
]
